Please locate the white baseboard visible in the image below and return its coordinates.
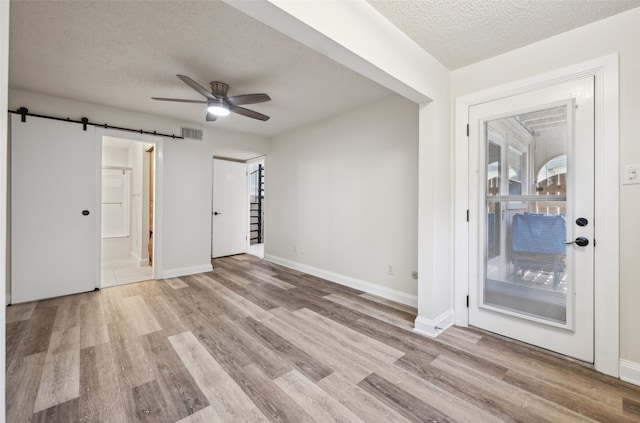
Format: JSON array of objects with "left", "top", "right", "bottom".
[
  {"left": 620, "top": 359, "right": 640, "bottom": 386},
  {"left": 413, "top": 309, "right": 454, "bottom": 338},
  {"left": 264, "top": 254, "right": 418, "bottom": 308},
  {"left": 161, "top": 264, "right": 213, "bottom": 279}
]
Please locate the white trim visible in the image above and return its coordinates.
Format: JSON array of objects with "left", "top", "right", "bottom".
[
  {"left": 453, "top": 54, "right": 619, "bottom": 377},
  {"left": 619, "top": 359, "right": 640, "bottom": 387},
  {"left": 591, "top": 54, "right": 620, "bottom": 377},
  {"left": 414, "top": 309, "right": 454, "bottom": 338},
  {"left": 264, "top": 254, "right": 418, "bottom": 308},
  {"left": 162, "top": 264, "right": 213, "bottom": 279},
  {"left": 153, "top": 139, "right": 164, "bottom": 281},
  {"left": 94, "top": 127, "right": 103, "bottom": 289}
]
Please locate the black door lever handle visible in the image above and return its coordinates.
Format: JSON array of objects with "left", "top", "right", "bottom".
[{"left": 563, "top": 237, "right": 589, "bottom": 247}]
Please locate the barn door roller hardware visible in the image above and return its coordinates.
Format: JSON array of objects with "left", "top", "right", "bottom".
[
  {"left": 17, "top": 107, "right": 28, "bottom": 122},
  {"left": 9, "top": 107, "right": 184, "bottom": 139}
]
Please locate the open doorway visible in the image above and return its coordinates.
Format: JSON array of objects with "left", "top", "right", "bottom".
[
  {"left": 101, "top": 136, "right": 154, "bottom": 286},
  {"left": 248, "top": 159, "right": 265, "bottom": 258},
  {"left": 210, "top": 157, "right": 265, "bottom": 260}
]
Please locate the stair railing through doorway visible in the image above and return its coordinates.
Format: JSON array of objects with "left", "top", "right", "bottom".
[{"left": 249, "top": 164, "right": 264, "bottom": 244}]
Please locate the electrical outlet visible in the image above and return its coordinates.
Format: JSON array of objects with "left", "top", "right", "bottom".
[{"left": 623, "top": 165, "right": 640, "bottom": 185}]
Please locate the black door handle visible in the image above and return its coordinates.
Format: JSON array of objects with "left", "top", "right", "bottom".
[
  {"left": 563, "top": 237, "right": 589, "bottom": 247},
  {"left": 82, "top": 210, "right": 90, "bottom": 216}
]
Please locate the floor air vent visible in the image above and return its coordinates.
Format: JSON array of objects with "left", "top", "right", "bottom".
[{"left": 181, "top": 127, "right": 203, "bottom": 141}]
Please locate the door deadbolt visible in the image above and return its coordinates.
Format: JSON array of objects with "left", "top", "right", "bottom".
[
  {"left": 576, "top": 217, "right": 588, "bottom": 227},
  {"left": 82, "top": 210, "right": 90, "bottom": 216}
]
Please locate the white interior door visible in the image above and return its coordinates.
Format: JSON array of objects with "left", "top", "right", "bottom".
[
  {"left": 212, "top": 159, "right": 247, "bottom": 258},
  {"left": 468, "top": 77, "right": 595, "bottom": 362},
  {"left": 11, "top": 114, "right": 98, "bottom": 303}
]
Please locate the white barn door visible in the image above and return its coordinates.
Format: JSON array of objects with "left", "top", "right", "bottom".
[{"left": 11, "top": 114, "right": 98, "bottom": 303}]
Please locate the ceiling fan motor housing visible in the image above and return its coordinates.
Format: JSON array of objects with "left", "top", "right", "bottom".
[{"left": 210, "top": 81, "right": 229, "bottom": 98}]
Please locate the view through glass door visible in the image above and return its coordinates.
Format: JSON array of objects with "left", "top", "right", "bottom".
[{"left": 468, "top": 77, "right": 595, "bottom": 362}]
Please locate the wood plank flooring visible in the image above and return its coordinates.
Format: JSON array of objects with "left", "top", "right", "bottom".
[{"left": 6, "top": 254, "right": 640, "bottom": 422}]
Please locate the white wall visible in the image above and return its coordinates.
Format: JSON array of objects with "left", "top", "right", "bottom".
[
  {"left": 102, "top": 145, "right": 128, "bottom": 167},
  {"left": 8, "top": 89, "right": 272, "bottom": 279},
  {"left": 161, "top": 138, "right": 217, "bottom": 275},
  {"left": 229, "top": 0, "right": 452, "bottom": 336},
  {"left": 451, "top": 8, "right": 640, "bottom": 369},
  {"left": 266, "top": 95, "right": 419, "bottom": 304}
]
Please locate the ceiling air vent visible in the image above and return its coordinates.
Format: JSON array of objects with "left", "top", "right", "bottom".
[{"left": 180, "top": 127, "right": 203, "bottom": 141}]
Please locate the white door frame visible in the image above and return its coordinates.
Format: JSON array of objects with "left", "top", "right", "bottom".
[
  {"left": 246, "top": 156, "right": 266, "bottom": 253},
  {"left": 96, "top": 128, "right": 164, "bottom": 282},
  {"left": 453, "top": 54, "right": 619, "bottom": 377}
]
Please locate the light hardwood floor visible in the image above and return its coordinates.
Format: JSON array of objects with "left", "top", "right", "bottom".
[{"left": 6, "top": 254, "right": 640, "bottom": 422}]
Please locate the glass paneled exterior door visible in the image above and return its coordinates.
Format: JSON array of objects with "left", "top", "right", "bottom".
[
  {"left": 484, "top": 106, "right": 569, "bottom": 325},
  {"left": 468, "top": 77, "right": 595, "bottom": 362}
]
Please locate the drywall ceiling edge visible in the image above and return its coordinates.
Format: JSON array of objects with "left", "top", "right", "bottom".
[{"left": 224, "top": 0, "right": 439, "bottom": 104}]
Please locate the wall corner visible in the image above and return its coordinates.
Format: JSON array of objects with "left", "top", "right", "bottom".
[{"left": 413, "top": 309, "right": 454, "bottom": 338}]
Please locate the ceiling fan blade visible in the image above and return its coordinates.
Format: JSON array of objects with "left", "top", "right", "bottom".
[
  {"left": 230, "top": 105, "right": 270, "bottom": 121},
  {"left": 152, "top": 97, "right": 207, "bottom": 104},
  {"left": 226, "top": 93, "right": 271, "bottom": 106},
  {"left": 206, "top": 113, "right": 218, "bottom": 122},
  {"left": 177, "top": 74, "right": 217, "bottom": 101}
]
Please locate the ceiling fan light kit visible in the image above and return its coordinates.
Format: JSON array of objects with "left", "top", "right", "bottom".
[
  {"left": 207, "top": 100, "right": 230, "bottom": 116},
  {"left": 152, "top": 75, "right": 271, "bottom": 122}
]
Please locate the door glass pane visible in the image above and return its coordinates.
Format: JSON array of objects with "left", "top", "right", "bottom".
[
  {"left": 483, "top": 105, "right": 569, "bottom": 325},
  {"left": 487, "top": 141, "right": 501, "bottom": 196},
  {"left": 486, "top": 142, "right": 501, "bottom": 258}
]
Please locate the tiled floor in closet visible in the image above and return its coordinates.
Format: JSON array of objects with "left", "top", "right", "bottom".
[{"left": 101, "top": 257, "right": 152, "bottom": 287}]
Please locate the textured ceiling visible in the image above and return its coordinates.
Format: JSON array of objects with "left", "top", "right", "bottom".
[
  {"left": 367, "top": 0, "right": 640, "bottom": 70},
  {"left": 8, "top": 1, "right": 394, "bottom": 137},
  {"left": 9, "top": 1, "right": 640, "bottom": 140}
]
